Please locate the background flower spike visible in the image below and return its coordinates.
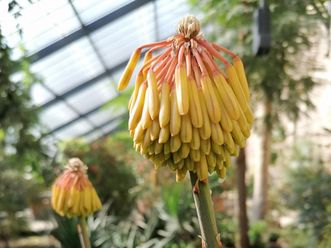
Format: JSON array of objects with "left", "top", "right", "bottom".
[{"left": 51, "top": 158, "right": 101, "bottom": 217}]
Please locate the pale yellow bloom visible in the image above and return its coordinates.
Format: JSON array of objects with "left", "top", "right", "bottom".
[{"left": 51, "top": 158, "right": 102, "bottom": 217}]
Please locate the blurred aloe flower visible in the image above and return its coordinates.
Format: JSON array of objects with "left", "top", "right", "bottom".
[{"left": 51, "top": 158, "right": 102, "bottom": 217}]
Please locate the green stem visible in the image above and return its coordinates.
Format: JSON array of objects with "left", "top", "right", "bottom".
[
  {"left": 78, "top": 216, "right": 91, "bottom": 248},
  {"left": 190, "top": 172, "right": 221, "bottom": 248}
]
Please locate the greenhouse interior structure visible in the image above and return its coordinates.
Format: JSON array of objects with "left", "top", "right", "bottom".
[{"left": 0, "top": 0, "right": 331, "bottom": 247}]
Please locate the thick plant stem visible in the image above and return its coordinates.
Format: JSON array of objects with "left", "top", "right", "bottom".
[
  {"left": 78, "top": 216, "right": 91, "bottom": 248},
  {"left": 189, "top": 172, "right": 221, "bottom": 248},
  {"left": 236, "top": 148, "right": 249, "bottom": 248}
]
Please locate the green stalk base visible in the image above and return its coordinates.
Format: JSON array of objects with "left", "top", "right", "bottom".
[
  {"left": 78, "top": 216, "right": 91, "bottom": 248},
  {"left": 190, "top": 172, "right": 221, "bottom": 248}
]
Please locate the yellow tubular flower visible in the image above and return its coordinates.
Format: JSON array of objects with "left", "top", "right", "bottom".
[
  {"left": 117, "top": 16, "right": 253, "bottom": 181},
  {"left": 117, "top": 49, "right": 141, "bottom": 91},
  {"left": 51, "top": 158, "right": 102, "bottom": 217}
]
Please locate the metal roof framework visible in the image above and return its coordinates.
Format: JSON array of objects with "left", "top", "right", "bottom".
[{"left": 5, "top": 0, "right": 190, "bottom": 142}]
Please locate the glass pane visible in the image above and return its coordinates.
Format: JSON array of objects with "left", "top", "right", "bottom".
[
  {"left": 40, "top": 102, "right": 78, "bottom": 130},
  {"left": 91, "top": 2, "right": 155, "bottom": 69},
  {"left": 156, "top": 0, "right": 190, "bottom": 38},
  {"left": 66, "top": 78, "right": 117, "bottom": 114},
  {"left": 101, "top": 119, "right": 121, "bottom": 134},
  {"left": 53, "top": 119, "right": 93, "bottom": 140},
  {"left": 111, "top": 66, "right": 125, "bottom": 83},
  {"left": 73, "top": 0, "right": 132, "bottom": 25},
  {"left": 30, "top": 83, "right": 55, "bottom": 106},
  {"left": 87, "top": 106, "right": 126, "bottom": 126},
  {"left": 31, "top": 38, "right": 104, "bottom": 94},
  {"left": 20, "top": 0, "right": 80, "bottom": 53}
]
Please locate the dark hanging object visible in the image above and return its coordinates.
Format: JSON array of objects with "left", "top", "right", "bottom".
[{"left": 253, "top": 1, "right": 271, "bottom": 56}]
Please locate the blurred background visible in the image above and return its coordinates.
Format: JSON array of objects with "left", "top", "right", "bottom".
[{"left": 0, "top": 0, "right": 330, "bottom": 247}]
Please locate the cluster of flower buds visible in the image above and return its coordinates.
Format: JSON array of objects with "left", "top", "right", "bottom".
[{"left": 118, "top": 16, "right": 253, "bottom": 181}]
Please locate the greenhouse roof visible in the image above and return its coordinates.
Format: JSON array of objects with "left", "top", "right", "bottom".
[{"left": 1, "top": 0, "right": 190, "bottom": 142}]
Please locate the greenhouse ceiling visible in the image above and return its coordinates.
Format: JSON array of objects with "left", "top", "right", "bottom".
[{"left": 1, "top": 0, "right": 190, "bottom": 142}]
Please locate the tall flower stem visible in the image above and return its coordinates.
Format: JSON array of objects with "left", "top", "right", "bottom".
[
  {"left": 78, "top": 216, "right": 91, "bottom": 248},
  {"left": 189, "top": 172, "right": 222, "bottom": 247}
]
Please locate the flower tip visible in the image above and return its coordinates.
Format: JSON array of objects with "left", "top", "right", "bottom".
[{"left": 177, "top": 15, "right": 201, "bottom": 39}]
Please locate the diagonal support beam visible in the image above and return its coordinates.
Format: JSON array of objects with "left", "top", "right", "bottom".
[
  {"left": 40, "top": 60, "right": 127, "bottom": 109},
  {"left": 40, "top": 45, "right": 152, "bottom": 109},
  {"left": 79, "top": 113, "right": 127, "bottom": 137},
  {"left": 47, "top": 99, "right": 118, "bottom": 135},
  {"left": 29, "top": 0, "right": 153, "bottom": 63},
  {"left": 91, "top": 125, "right": 123, "bottom": 143}
]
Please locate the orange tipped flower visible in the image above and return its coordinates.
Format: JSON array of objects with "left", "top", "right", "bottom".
[
  {"left": 51, "top": 158, "right": 102, "bottom": 217},
  {"left": 118, "top": 49, "right": 142, "bottom": 91},
  {"left": 119, "top": 16, "right": 254, "bottom": 181}
]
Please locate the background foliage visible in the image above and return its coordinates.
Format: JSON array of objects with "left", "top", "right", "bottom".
[
  {"left": 0, "top": 17, "right": 49, "bottom": 240},
  {"left": 283, "top": 142, "right": 331, "bottom": 247}
]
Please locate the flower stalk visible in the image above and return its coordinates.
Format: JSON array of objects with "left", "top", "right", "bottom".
[
  {"left": 78, "top": 216, "right": 91, "bottom": 248},
  {"left": 190, "top": 172, "right": 222, "bottom": 248}
]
